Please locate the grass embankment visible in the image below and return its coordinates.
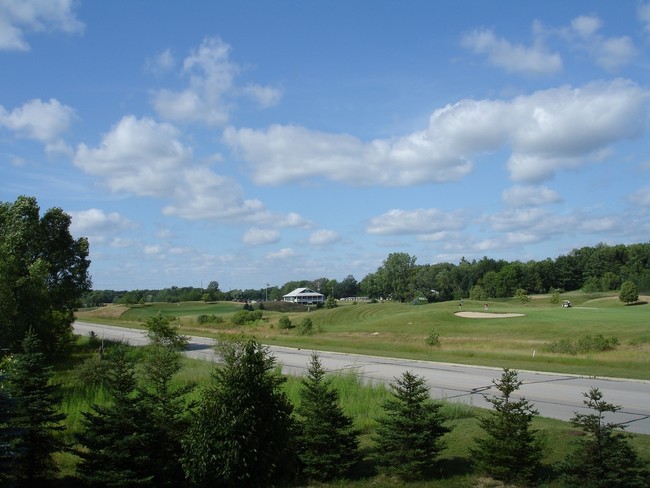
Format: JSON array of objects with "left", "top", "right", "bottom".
[{"left": 77, "top": 291, "right": 650, "bottom": 380}]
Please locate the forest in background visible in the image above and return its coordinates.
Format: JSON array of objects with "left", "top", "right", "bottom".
[{"left": 81, "top": 242, "right": 650, "bottom": 307}]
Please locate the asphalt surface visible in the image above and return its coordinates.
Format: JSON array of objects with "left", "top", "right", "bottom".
[{"left": 73, "top": 321, "right": 650, "bottom": 435}]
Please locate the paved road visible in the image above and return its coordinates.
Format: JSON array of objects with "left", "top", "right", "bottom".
[{"left": 74, "top": 321, "right": 650, "bottom": 435}]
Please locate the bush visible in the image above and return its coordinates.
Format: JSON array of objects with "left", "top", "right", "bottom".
[
  {"left": 278, "top": 316, "right": 292, "bottom": 330},
  {"left": 545, "top": 334, "right": 619, "bottom": 355},
  {"left": 231, "top": 310, "right": 263, "bottom": 326},
  {"left": 425, "top": 330, "right": 440, "bottom": 346},
  {"left": 197, "top": 314, "right": 224, "bottom": 325},
  {"left": 297, "top": 318, "right": 314, "bottom": 335}
]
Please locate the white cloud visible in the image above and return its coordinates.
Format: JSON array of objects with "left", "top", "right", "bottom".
[
  {"left": 152, "top": 37, "right": 282, "bottom": 125},
  {"left": 243, "top": 227, "right": 281, "bottom": 246},
  {"left": 74, "top": 116, "right": 192, "bottom": 197},
  {"left": 0, "top": 0, "right": 83, "bottom": 51},
  {"left": 226, "top": 79, "right": 647, "bottom": 186},
  {"left": 74, "top": 115, "right": 307, "bottom": 225},
  {"left": 242, "top": 83, "right": 282, "bottom": 108},
  {"left": 68, "top": 208, "right": 135, "bottom": 244},
  {"left": 161, "top": 166, "right": 267, "bottom": 221},
  {"left": 568, "top": 15, "right": 636, "bottom": 71},
  {"left": 224, "top": 124, "right": 473, "bottom": 186},
  {"left": 145, "top": 48, "right": 176, "bottom": 74},
  {"left": 462, "top": 27, "right": 562, "bottom": 75},
  {"left": 488, "top": 208, "right": 571, "bottom": 234},
  {"left": 502, "top": 185, "right": 562, "bottom": 207},
  {"left": 366, "top": 208, "right": 465, "bottom": 235},
  {"left": 266, "top": 248, "right": 296, "bottom": 260},
  {"left": 308, "top": 229, "right": 340, "bottom": 246},
  {"left": 0, "top": 98, "right": 75, "bottom": 154}
]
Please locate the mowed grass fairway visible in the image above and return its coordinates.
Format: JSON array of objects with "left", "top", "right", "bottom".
[{"left": 76, "top": 291, "right": 650, "bottom": 380}]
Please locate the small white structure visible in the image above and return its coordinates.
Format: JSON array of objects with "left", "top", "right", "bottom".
[{"left": 282, "top": 287, "right": 325, "bottom": 305}]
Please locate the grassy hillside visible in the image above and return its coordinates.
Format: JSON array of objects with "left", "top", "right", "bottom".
[{"left": 76, "top": 291, "right": 650, "bottom": 379}]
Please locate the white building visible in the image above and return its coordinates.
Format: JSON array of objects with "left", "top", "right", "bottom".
[{"left": 282, "top": 287, "right": 325, "bottom": 305}]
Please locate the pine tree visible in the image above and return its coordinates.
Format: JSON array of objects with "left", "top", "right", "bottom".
[
  {"left": 0, "top": 365, "right": 19, "bottom": 485},
  {"left": 75, "top": 344, "right": 153, "bottom": 487},
  {"left": 7, "top": 330, "right": 67, "bottom": 485},
  {"left": 470, "top": 368, "right": 544, "bottom": 486},
  {"left": 294, "top": 352, "right": 360, "bottom": 481},
  {"left": 373, "top": 370, "right": 450, "bottom": 481},
  {"left": 137, "top": 314, "right": 194, "bottom": 487},
  {"left": 560, "top": 387, "right": 649, "bottom": 487},
  {"left": 181, "top": 338, "right": 297, "bottom": 487}
]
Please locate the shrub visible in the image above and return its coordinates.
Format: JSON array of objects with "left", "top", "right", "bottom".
[
  {"left": 278, "top": 316, "right": 292, "bottom": 330},
  {"left": 297, "top": 318, "right": 314, "bottom": 335},
  {"left": 197, "top": 314, "right": 224, "bottom": 325},
  {"left": 425, "top": 330, "right": 440, "bottom": 346},
  {"left": 231, "top": 310, "right": 263, "bottom": 326},
  {"left": 545, "top": 334, "right": 619, "bottom": 355}
]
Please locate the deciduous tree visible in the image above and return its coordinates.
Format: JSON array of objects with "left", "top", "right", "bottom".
[
  {"left": 619, "top": 280, "right": 639, "bottom": 305},
  {"left": 0, "top": 196, "right": 91, "bottom": 357}
]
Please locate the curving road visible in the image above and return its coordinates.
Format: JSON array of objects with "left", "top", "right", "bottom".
[{"left": 73, "top": 321, "right": 650, "bottom": 435}]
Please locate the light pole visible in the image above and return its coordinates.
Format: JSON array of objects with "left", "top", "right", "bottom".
[{"left": 265, "top": 283, "right": 269, "bottom": 301}]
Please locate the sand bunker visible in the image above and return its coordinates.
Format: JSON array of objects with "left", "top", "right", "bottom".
[{"left": 455, "top": 311, "right": 525, "bottom": 318}]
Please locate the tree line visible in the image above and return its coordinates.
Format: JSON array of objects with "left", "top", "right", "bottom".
[
  {"left": 1, "top": 317, "right": 647, "bottom": 487},
  {"left": 82, "top": 242, "right": 650, "bottom": 306}
]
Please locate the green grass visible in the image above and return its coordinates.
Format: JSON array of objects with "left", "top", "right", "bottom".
[{"left": 78, "top": 292, "right": 650, "bottom": 380}]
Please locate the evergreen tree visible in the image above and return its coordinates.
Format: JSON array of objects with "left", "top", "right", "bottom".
[
  {"left": 0, "top": 364, "right": 19, "bottom": 485},
  {"left": 560, "top": 388, "right": 649, "bottom": 487},
  {"left": 138, "top": 314, "right": 194, "bottom": 487},
  {"left": 373, "top": 370, "right": 450, "bottom": 481},
  {"left": 75, "top": 344, "right": 153, "bottom": 487},
  {"left": 294, "top": 352, "right": 360, "bottom": 482},
  {"left": 7, "top": 330, "right": 67, "bottom": 486},
  {"left": 470, "top": 368, "right": 544, "bottom": 486},
  {"left": 181, "top": 338, "right": 296, "bottom": 487}
]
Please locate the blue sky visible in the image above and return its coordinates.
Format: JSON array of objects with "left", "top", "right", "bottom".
[{"left": 1, "top": 1, "right": 649, "bottom": 291}]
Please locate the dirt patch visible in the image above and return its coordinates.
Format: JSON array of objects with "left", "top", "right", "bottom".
[{"left": 455, "top": 311, "right": 525, "bottom": 319}]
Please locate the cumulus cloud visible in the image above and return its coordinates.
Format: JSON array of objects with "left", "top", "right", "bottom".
[
  {"left": 308, "top": 229, "right": 340, "bottom": 246},
  {"left": 74, "top": 116, "right": 192, "bottom": 197},
  {"left": 243, "top": 227, "right": 281, "bottom": 246},
  {"left": 74, "top": 115, "right": 306, "bottom": 225},
  {"left": 567, "top": 15, "right": 637, "bottom": 71},
  {"left": 0, "top": 98, "right": 75, "bottom": 154},
  {"left": 462, "top": 27, "right": 562, "bottom": 75},
  {"left": 68, "top": 208, "right": 135, "bottom": 244},
  {"left": 152, "top": 37, "right": 282, "bottom": 125},
  {"left": 224, "top": 124, "right": 473, "bottom": 186},
  {"left": 226, "top": 79, "right": 647, "bottom": 186},
  {"left": 502, "top": 185, "right": 562, "bottom": 207},
  {"left": 0, "top": 0, "right": 83, "bottom": 51},
  {"left": 366, "top": 208, "right": 466, "bottom": 235}
]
